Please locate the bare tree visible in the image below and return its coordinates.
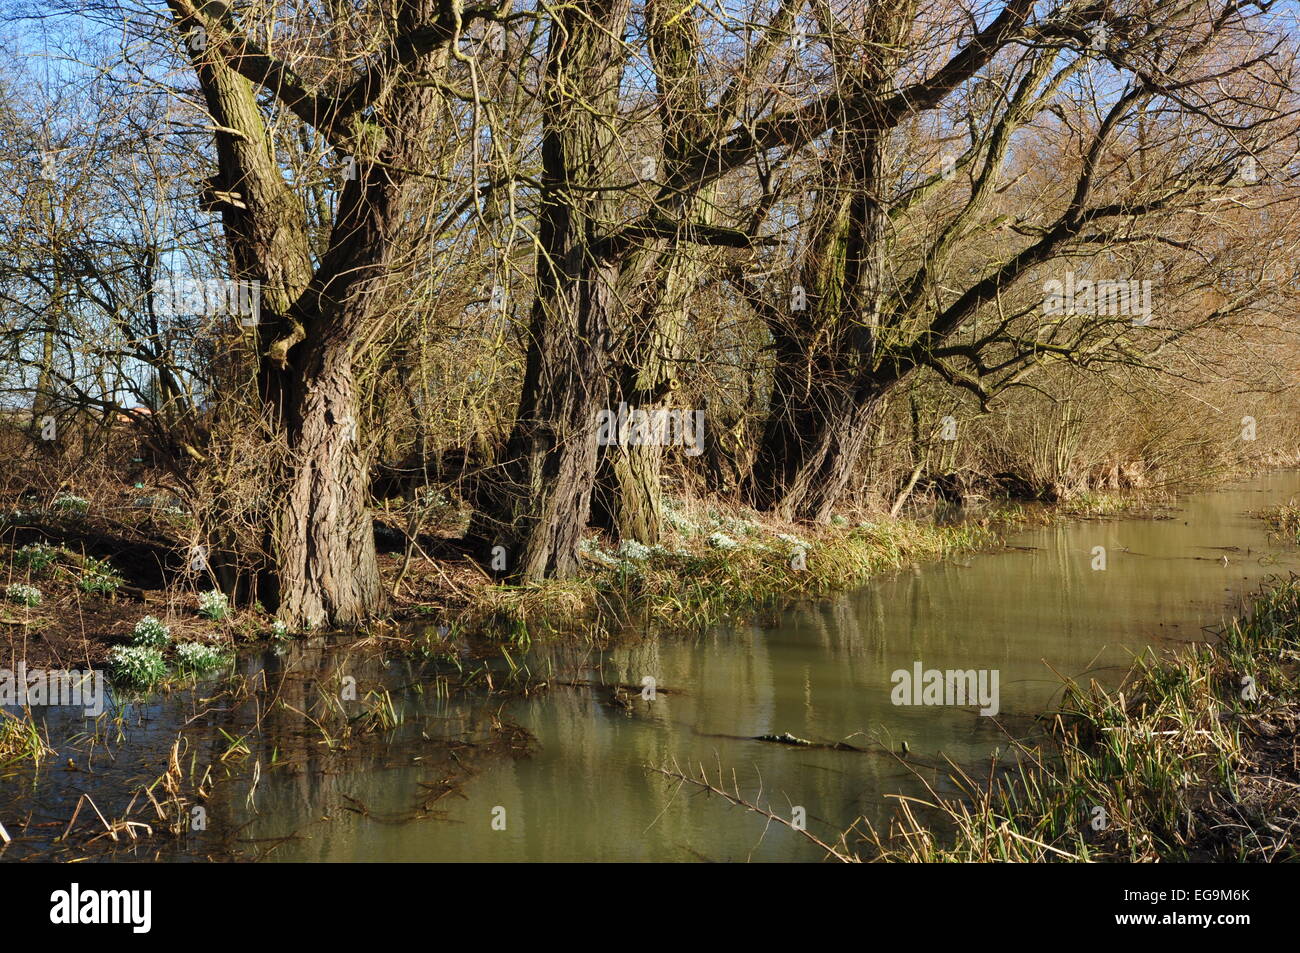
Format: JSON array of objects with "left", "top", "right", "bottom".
[
  {"left": 153, "top": 0, "right": 512, "bottom": 624},
  {"left": 738, "top": 0, "right": 1298, "bottom": 521}
]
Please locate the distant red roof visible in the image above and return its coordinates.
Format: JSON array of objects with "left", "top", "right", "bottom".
[{"left": 115, "top": 407, "right": 153, "bottom": 424}]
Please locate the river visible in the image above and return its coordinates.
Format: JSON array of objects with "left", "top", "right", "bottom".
[
  {"left": 239, "top": 471, "right": 1300, "bottom": 861},
  {"left": 4, "top": 471, "right": 1299, "bottom": 861}
]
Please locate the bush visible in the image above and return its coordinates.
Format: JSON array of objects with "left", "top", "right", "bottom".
[
  {"left": 617, "top": 539, "right": 652, "bottom": 562},
  {"left": 77, "top": 555, "right": 123, "bottom": 596},
  {"left": 79, "top": 576, "right": 120, "bottom": 596},
  {"left": 52, "top": 493, "right": 89, "bottom": 515},
  {"left": 131, "top": 615, "right": 171, "bottom": 648},
  {"left": 12, "top": 542, "right": 59, "bottom": 573},
  {"left": 706, "top": 532, "right": 738, "bottom": 550},
  {"left": 78, "top": 575, "right": 120, "bottom": 597},
  {"left": 106, "top": 645, "right": 167, "bottom": 689},
  {"left": 4, "top": 583, "right": 42, "bottom": 607},
  {"left": 197, "top": 589, "right": 228, "bottom": 620},
  {"left": 175, "top": 641, "right": 229, "bottom": 675}
]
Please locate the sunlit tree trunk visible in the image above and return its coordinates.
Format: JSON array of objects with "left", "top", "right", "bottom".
[
  {"left": 592, "top": 0, "right": 716, "bottom": 545},
  {"left": 169, "top": 0, "right": 448, "bottom": 624},
  {"left": 468, "top": 0, "right": 632, "bottom": 579}
]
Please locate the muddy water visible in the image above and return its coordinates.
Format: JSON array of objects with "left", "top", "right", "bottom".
[
  {"left": 5, "top": 472, "right": 1300, "bottom": 862},
  {"left": 240, "top": 472, "right": 1300, "bottom": 862}
]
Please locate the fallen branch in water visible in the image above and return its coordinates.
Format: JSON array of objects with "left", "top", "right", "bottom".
[{"left": 650, "top": 757, "right": 860, "bottom": 862}]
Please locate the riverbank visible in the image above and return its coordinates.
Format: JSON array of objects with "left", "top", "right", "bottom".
[
  {"left": 862, "top": 572, "right": 1300, "bottom": 862},
  {"left": 1, "top": 478, "right": 1177, "bottom": 679},
  {"left": 426, "top": 490, "right": 1188, "bottom": 645}
]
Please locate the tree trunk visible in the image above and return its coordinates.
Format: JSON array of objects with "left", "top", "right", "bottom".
[
  {"left": 468, "top": 250, "right": 619, "bottom": 579},
  {"left": 591, "top": 242, "right": 695, "bottom": 545},
  {"left": 169, "top": 0, "right": 447, "bottom": 624},
  {"left": 746, "top": 166, "right": 884, "bottom": 521},
  {"left": 591, "top": 0, "right": 714, "bottom": 545},
  {"left": 594, "top": 413, "right": 667, "bottom": 545},
  {"left": 748, "top": 105, "right": 895, "bottom": 519},
  {"left": 267, "top": 332, "right": 380, "bottom": 627},
  {"left": 468, "top": 0, "right": 631, "bottom": 580},
  {"left": 754, "top": 387, "right": 885, "bottom": 522}
]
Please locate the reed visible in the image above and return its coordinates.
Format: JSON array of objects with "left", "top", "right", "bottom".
[
  {"left": 0, "top": 708, "right": 55, "bottom": 772},
  {"left": 1259, "top": 502, "right": 1300, "bottom": 543}
]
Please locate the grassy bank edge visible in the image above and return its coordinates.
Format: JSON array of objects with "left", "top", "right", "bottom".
[
  {"left": 862, "top": 573, "right": 1300, "bottom": 862},
  {"left": 419, "top": 491, "right": 1175, "bottom": 649}
]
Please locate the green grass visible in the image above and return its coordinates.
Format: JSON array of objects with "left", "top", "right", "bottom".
[
  {"left": 0, "top": 709, "right": 53, "bottom": 771},
  {"left": 1061, "top": 489, "right": 1175, "bottom": 518},
  {"left": 600, "top": 519, "right": 999, "bottom": 629},
  {"left": 446, "top": 513, "right": 1002, "bottom": 643}
]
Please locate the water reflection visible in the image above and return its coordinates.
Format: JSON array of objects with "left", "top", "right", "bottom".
[
  {"left": 6, "top": 473, "right": 1298, "bottom": 862},
  {"left": 240, "top": 472, "right": 1300, "bottom": 861}
]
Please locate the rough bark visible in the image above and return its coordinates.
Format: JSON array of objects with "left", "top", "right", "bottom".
[
  {"left": 266, "top": 329, "right": 379, "bottom": 626},
  {"left": 591, "top": 0, "right": 715, "bottom": 545},
  {"left": 468, "top": 0, "right": 632, "bottom": 580},
  {"left": 747, "top": 6, "right": 907, "bottom": 521},
  {"left": 170, "top": 0, "right": 447, "bottom": 624},
  {"left": 746, "top": 140, "right": 891, "bottom": 521}
]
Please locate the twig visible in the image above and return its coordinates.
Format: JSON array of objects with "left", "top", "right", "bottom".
[{"left": 650, "top": 758, "right": 859, "bottom": 862}]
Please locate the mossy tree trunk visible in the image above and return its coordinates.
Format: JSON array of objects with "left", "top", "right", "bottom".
[
  {"left": 169, "top": 0, "right": 456, "bottom": 625},
  {"left": 591, "top": 0, "right": 716, "bottom": 546}
]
